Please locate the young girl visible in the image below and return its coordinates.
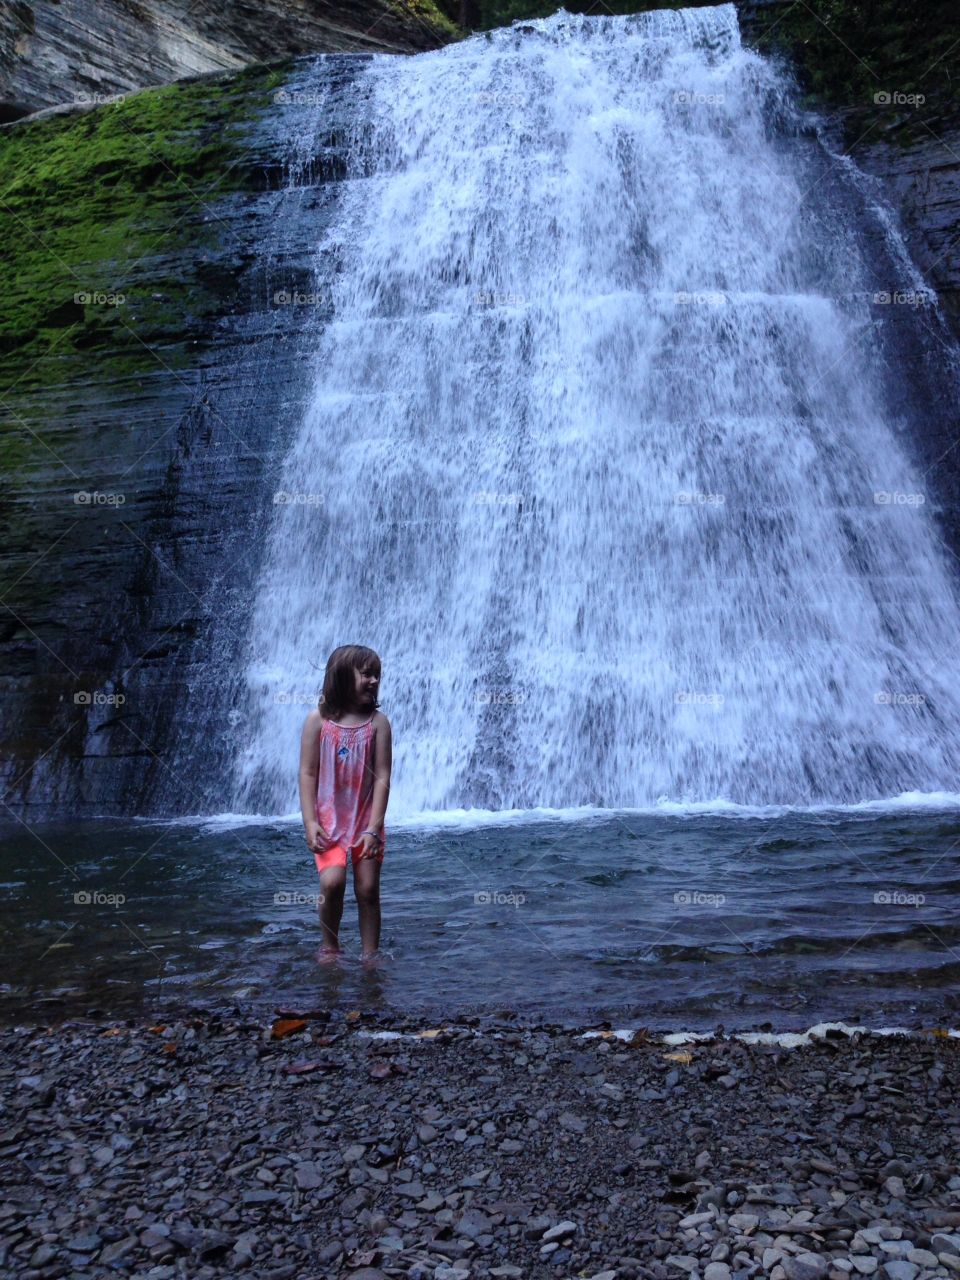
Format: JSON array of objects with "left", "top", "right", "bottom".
[{"left": 298, "top": 644, "right": 392, "bottom": 962}]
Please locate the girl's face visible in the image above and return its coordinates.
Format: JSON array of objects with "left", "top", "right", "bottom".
[{"left": 354, "top": 663, "right": 379, "bottom": 707}]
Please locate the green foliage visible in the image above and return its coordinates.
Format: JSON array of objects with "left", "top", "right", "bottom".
[
  {"left": 749, "top": 0, "right": 960, "bottom": 118},
  {"left": 391, "top": 0, "right": 463, "bottom": 39}
]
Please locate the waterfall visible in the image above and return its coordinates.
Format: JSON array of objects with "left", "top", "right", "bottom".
[{"left": 231, "top": 3, "right": 960, "bottom": 816}]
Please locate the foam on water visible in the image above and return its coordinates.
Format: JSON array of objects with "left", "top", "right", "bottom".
[{"left": 146, "top": 787, "right": 960, "bottom": 833}]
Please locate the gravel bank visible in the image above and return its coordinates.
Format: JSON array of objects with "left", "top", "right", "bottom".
[{"left": 1, "top": 1011, "right": 958, "bottom": 1280}]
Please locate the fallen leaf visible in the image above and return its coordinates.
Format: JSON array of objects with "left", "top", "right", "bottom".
[
  {"left": 162, "top": 1044, "right": 177, "bottom": 1055},
  {"left": 628, "top": 1027, "right": 649, "bottom": 1046},
  {"left": 147, "top": 1025, "right": 167, "bottom": 1034},
  {"left": 345, "top": 1010, "right": 361, "bottom": 1022},
  {"left": 271, "top": 1018, "right": 307, "bottom": 1039},
  {"left": 663, "top": 1051, "right": 693, "bottom": 1063},
  {"left": 418, "top": 1028, "right": 445, "bottom": 1039},
  {"left": 101, "top": 1028, "right": 125, "bottom": 1037}
]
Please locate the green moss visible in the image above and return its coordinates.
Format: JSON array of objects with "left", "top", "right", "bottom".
[
  {"left": 0, "top": 61, "right": 291, "bottom": 389},
  {"left": 391, "top": 0, "right": 463, "bottom": 40}
]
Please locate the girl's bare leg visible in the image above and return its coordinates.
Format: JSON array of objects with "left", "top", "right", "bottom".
[
  {"left": 352, "top": 857, "right": 381, "bottom": 958},
  {"left": 318, "top": 866, "right": 347, "bottom": 951}
]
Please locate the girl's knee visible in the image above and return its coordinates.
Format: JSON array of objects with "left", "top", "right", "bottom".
[
  {"left": 321, "top": 870, "right": 346, "bottom": 897},
  {"left": 354, "top": 883, "right": 380, "bottom": 908}
]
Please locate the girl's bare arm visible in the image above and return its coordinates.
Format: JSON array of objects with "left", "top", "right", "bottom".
[
  {"left": 367, "top": 714, "right": 392, "bottom": 835},
  {"left": 299, "top": 710, "right": 323, "bottom": 832}
]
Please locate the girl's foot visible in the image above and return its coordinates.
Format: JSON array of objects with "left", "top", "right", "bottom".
[
  {"left": 317, "top": 945, "right": 343, "bottom": 965},
  {"left": 360, "top": 949, "right": 383, "bottom": 967}
]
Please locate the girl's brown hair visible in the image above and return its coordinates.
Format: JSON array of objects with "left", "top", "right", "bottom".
[{"left": 317, "top": 644, "right": 381, "bottom": 721}]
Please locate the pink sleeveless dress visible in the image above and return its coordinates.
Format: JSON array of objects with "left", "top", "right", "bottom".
[{"left": 314, "top": 714, "right": 385, "bottom": 870}]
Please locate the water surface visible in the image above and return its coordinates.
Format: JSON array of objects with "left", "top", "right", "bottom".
[{"left": 2, "top": 802, "right": 957, "bottom": 1030}]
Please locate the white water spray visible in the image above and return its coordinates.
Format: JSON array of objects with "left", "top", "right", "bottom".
[{"left": 233, "top": 4, "right": 960, "bottom": 815}]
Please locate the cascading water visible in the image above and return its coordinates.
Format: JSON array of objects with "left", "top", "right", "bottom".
[{"left": 232, "top": 3, "right": 960, "bottom": 817}]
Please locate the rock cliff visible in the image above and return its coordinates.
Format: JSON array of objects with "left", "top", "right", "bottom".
[{"left": 0, "top": 0, "right": 458, "bottom": 121}]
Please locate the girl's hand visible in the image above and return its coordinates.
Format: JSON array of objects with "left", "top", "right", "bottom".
[
  {"left": 355, "top": 831, "right": 383, "bottom": 860},
  {"left": 305, "top": 819, "right": 331, "bottom": 853}
]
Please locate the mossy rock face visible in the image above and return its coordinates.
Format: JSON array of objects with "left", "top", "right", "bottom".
[
  {"left": 0, "top": 53, "right": 372, "bottom": 815},
  {"left": 0, "top": 62, "right": 291, "bottom": 388}
]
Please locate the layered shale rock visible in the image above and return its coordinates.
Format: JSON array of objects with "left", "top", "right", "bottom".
[{"left": 0, "top": 0, "right": 458, "bottom": 121}]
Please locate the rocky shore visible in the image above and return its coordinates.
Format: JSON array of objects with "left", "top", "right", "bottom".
[{"left": 2, "top": 1012, "right": 958, "bottom": 1280}]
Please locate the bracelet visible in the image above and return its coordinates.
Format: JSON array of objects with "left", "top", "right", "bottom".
[{"left": 359, "top": 829, "right": 383, "bottom": 842}]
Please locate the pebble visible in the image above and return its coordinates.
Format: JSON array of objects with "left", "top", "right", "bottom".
[
  {"left": 542, "top": 1220, "right": 578, "bottom": 1242},
  {"left": 880, "top": 1264, "right": 918, "bottom": 1280},
  {"left": 783, "top": 1254, "right": 828, "bottom": 1280},
  {"left": 704, "top": 1264, "right": 732, "bottom": 1280}
]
